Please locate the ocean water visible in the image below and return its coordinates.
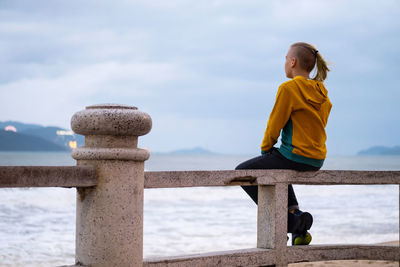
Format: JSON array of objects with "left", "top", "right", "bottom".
[{"left": 0, "top": 152, "right": 399, "bottom": 266}]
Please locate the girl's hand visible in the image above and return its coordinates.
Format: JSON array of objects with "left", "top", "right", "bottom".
[{"left": 261, "top": 147, "right": 277, "bottom": 155}]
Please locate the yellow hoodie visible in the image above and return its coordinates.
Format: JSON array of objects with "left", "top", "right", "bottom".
[{"left": 261, "top": 76, "right": 332, "bottom": 167}]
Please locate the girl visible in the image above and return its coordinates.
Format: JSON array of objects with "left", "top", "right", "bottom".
[{"left": 236, "top": 42, "right": 332, "bottom": 245}]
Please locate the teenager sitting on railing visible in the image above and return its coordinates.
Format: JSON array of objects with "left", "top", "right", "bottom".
[{"left": 236, "top": 42, "right": 332, "bottom": 246}]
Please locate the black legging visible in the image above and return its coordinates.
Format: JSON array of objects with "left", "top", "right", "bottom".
[{"left": 235, "top": 147, "right": 320, "bottom": 210}]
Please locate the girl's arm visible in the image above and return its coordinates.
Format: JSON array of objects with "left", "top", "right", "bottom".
[{"left": 261, "top": 85, "right": 293, "bottom": 152}]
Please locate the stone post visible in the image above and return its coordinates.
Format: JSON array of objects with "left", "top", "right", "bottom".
[
  {"left": 71, "top": 104, "right": 152, "bottom": 267},
  {"left": 257, "top": 183, "right": 288, "bottom": 266}
]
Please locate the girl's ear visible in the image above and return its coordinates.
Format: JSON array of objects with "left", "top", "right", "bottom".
[{"left": 291, "top": 57, "right": 297, "bottom": 68}]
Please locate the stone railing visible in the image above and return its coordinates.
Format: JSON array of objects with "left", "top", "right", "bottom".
[{"left": 0, "top": 104, "right": 399, "bottom": 267}]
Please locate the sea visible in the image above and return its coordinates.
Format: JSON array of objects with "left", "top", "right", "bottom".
[{"left": 0, "top": 152, "right": 399, "bottom": 266}]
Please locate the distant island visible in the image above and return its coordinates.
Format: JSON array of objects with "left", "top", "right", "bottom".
[
  {"left": 166, "top": 147, "right": 217, "bottom": 155},
  {"left": 357, "top": 146, "right": 400, "bottom": 155},
  {"left": 0, "top": 121, "right": 84, "bottom": 152},
  {"left": 151, "top": 147, "right": 217, "bottom": 155}
]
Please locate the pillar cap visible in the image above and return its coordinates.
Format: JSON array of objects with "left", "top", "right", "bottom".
[
  {"left": 86, "top": 103, "right": 138, "bottom": 110},
  {"left": 71, "top": 104, "right": 152, "bottom": 136}
]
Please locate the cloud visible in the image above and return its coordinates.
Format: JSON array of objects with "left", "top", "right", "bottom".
[
  {"left": 0, "top": 61, "right": 186, "bottom": 127},
  {"left": 0, "top": 0, "right": 400, "bottom": 154}
]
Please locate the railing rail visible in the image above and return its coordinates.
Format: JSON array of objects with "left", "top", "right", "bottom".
[
  {"left": 2, "top": 168, "right": 399, "bottom": 188},
  {"left": 0, "top": 166, "right": 97, "bottom": 188},
  {"left": 144, "top": 169, "right": 400, "bottom": 188}
]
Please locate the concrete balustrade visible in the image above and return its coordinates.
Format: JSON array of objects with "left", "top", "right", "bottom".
[{"left": 1, "top": 104, "right": 399, "bottom": 266}]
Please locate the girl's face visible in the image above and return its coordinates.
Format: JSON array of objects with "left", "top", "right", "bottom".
[{"left": 285, "top": 48, "right": 294, "bottom": 78}]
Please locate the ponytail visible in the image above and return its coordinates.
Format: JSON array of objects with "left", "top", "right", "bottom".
[
  {"left": 291, "top": 42, "right": 330, "bottom": 82},
  {"left": 313, "top": 50, "right": 330, "bottom": 82}
]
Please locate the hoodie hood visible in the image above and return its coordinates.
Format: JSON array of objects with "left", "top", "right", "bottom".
[{"left": 293, "top": 76, "right": 328, "bottom": 110}]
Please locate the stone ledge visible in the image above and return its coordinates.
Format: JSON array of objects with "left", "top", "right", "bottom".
[
  {"left": 287, "top": 245, "right": 400, "bottom": 263},
  {"left": 0, "top": 166, "right": 97, "bottom": 188},
  {"left": 143, "top": 245, "right": 400, "bottom": 267},
  {"left": 144, "top": 248, "right": 275, "bottom": 267},
  {"left": 144, "top": 169, "right": 400, "bottom": 188}
]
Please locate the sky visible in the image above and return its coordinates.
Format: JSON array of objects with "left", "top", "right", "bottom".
[{"left": 0, "top": 0, "right": 399, "bottom": 155}]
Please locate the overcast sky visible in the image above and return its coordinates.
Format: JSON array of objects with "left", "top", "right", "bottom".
[{"left": 0, "top": 0, "right": 399, "bottom": 155}]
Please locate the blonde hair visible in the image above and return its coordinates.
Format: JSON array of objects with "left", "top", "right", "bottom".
[{"left": 291, "top": 42, "right": 330, "bottom": 82}]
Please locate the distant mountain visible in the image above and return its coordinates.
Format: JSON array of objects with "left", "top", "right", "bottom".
[
  {"left": 357, "top": 146, "right": 400, "bottom": 155},
  {"left": 0, "top": 130, "right": 67, "bottom": 151},
  {"left": 0, "top": 121, "right": 84, "bottom": 151},
  {"left": 168, "top": 147, "right": 216, "bottom": 155},
  {"left": 0, "top": 121, "right": 42, "bottom": 131}
]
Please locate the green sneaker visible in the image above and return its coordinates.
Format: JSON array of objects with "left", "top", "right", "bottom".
[{"left": 292, "top": 232, "right": 312, "bottom": 245}]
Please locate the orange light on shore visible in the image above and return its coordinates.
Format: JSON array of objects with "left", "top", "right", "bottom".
[{"left": 69, "top": 141, "right": 77, "bottom": 149}]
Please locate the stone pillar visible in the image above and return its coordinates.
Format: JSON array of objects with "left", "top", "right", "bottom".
[
  {"left": 257, "top": 183, "right": 288, "bottom": 267},
  {"left": 71, "top": 104, "right": 152, "bottom": 267}
]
